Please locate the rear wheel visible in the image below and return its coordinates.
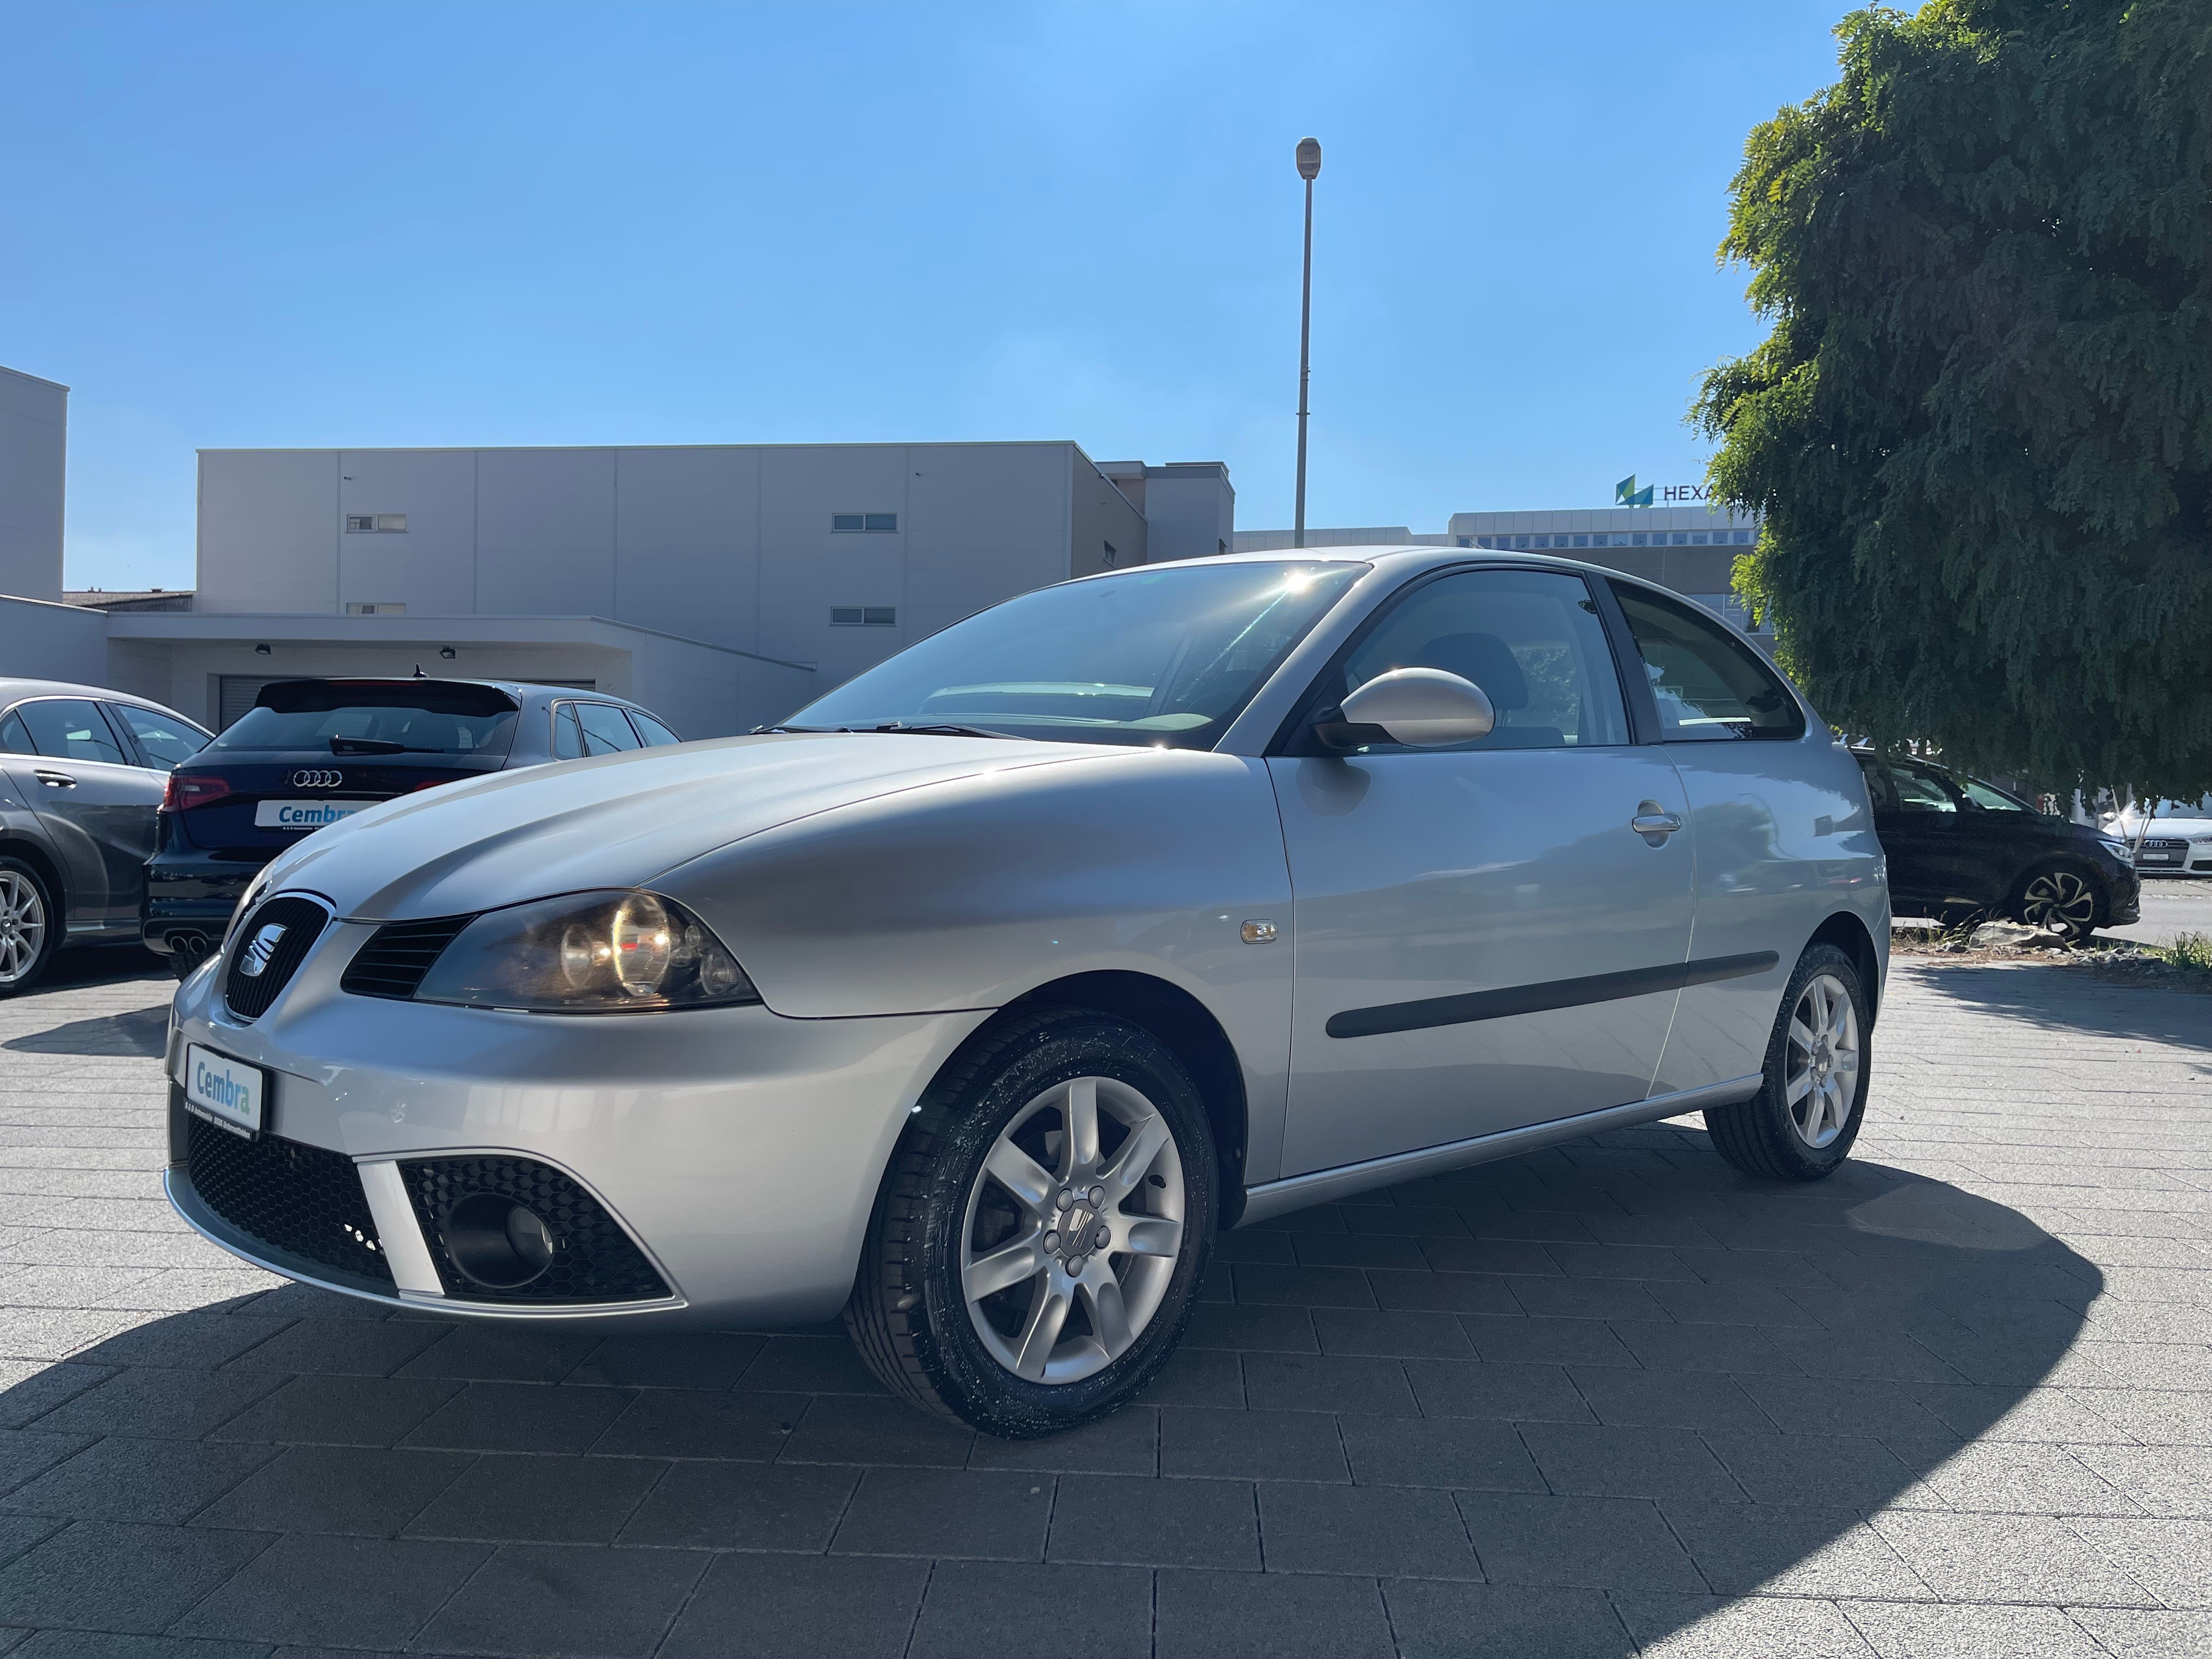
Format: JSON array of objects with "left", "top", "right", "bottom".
[
  {"left": 1704, "top": 943, "right": 1870, "bottom": 1181},
  {"left": 0, "top": 860, "right": 58, "bottom": 998},
  {"left": 2012, "top": 864, "right": 2101, "bottom": 941},
  {"left": 845, "top": 1007, "right": 1216, "bottom": 1437}
]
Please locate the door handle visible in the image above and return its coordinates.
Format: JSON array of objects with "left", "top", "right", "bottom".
[
  {"left": 33, "top": 771, "right": 76, "bottom": 789},
  {"left": 1630, "top": 807, "right": 1683, "bottom": 837}
]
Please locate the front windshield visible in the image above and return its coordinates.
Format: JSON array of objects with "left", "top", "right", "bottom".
[{"left": 788, "top": 561, "right": 1367, "bottom": 748}]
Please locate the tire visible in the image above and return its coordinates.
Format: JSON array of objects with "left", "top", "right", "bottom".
[
  {"left": 1703, "top": 943, "right": 1870, "bottom": 1181},
  {"left": 0, "top": 858, "right": 59, "bottom": 998},
  {"left": 2011, "top": 862, "right": 2102, "bottom": 942},
  {"left": 845, "top": 1006, "right": 1217, "bottom": 1437}
]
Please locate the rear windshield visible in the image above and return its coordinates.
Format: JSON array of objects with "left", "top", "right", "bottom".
[{"left": 213, "top": 682, "right": 520, "bottom": 758}]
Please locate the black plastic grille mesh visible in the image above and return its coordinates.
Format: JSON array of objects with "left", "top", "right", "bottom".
[
  {"left": 223, "top": 896, "right": 329, "bottom": 1020},
  {"left": 182, "top": 1101, "right": 393, "bottom": 1288},
  {"left": 401, "top": 1155, "right": 671, "bottom": 1305},
  {"left": 341, "top": 915, "right": 474, "bottom": 1000}
]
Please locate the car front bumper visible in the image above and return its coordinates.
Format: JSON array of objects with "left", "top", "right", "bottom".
[{"left": 163, "top": 928, "right": 990, "bottom": 1325}]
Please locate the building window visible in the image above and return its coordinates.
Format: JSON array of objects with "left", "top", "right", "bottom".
[
  {"left": 1514, "top": 535, "right": 1530, "bottom": 549},
  {"left": 345, "top": 602, "right": 405, "bottom": 615},
  {"left": 1572, "top": 534, "right": 1590, "bottom": 548},
  {"left": 832, "top": 512, "right": 899, "bottom": 533},
  {"left": 1631, "top": 533, "right": 1647, "bottom": 547},
  {"left": 831, "top": 606, "right": 898, "bottom": 627},
  {"left": 1103, "top": 540, "right": 1118, "bottom": 566},
  {"left": 344, "top": 514, "right": 407, "bottom": 533},
  {"left": 1735, "top": 529, "right": 1753, "bottom": 544}
]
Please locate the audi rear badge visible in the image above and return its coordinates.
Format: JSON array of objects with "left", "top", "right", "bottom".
[{"left": 289, "top": 769, "right": 343, "bottom": 789}]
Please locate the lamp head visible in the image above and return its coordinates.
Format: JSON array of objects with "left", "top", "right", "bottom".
[{"left": 1296, "top": 137, "right": 1322, "bottom": 181}]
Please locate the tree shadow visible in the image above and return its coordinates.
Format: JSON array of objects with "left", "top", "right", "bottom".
[
  {"left": 1899, "top": 960, "right": 2212, "bottom": 1053},
  {"left": 0, "top": 1125, "right": 2100, "bottom": 1655}
]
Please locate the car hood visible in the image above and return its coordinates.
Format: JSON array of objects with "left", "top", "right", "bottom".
[
  {"left": 257, "top": 732, "right": 1111, "bottom": 922},
  {"left": 2117, "top": 817, "right": 2212, "bottom": 839}
]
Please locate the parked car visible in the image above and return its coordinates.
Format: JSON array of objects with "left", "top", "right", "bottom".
[
  {"left": 145, "top": 678, "right": 682, "bottom": 978},
  {"left": 0, "top": 678, "right": 212, "bottom": 994},
  {"left": 1852, "top": 749, "right": 2140, "bottom": 939},
  {"left": 165, "top": 552, "right": 1888, "bottom": 1437},
  {"left": 2102, "top": 795, "right": 2212, "bottom": 878}
]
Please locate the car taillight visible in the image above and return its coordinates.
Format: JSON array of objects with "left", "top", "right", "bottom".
[
  {"left": 162, "top": 773, "right": 232, "bottom": 811},
  {"left": 410, "top": 778, "right": 452, "bottom": 792}
]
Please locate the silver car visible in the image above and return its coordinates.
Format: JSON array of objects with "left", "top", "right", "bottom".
[{"left": 165, "top": 550, "right": 1888, "bottom": 1436}]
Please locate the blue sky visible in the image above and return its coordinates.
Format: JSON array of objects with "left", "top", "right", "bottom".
[{"left": 3, "top": 2, "right": 1848, "bottom": 592}]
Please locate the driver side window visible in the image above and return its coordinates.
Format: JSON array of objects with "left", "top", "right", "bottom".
[
  {"left": 1325, "top": 568, "right": 1630, "bottom": 753},
  {"left": 1890, "top": 764, "right": 1959, "bottom": 814}
]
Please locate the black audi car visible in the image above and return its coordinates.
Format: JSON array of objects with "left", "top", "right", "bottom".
[
  {"left": 145, "top": 678, "right": 684, "bottom": 977},
  {"left": 1852, "top": 749, "right": 2140, "bottom": 940}
]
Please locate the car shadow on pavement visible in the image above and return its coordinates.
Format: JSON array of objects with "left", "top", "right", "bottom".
[
  {"left": 4, "top": 1005, "right": 168, "bottom": 1058},
  {"left": 0, "top": 1127, "right": 2101, "bottom": 1657}
]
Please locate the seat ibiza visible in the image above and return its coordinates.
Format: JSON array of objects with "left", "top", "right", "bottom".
[{"left": 165, "top": 550, "right": 1888, "bottom": 1436}]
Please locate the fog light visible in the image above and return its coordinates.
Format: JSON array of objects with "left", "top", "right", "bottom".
[{"left": 441, "top": 1191, "right": 557, "bottom": 1288}]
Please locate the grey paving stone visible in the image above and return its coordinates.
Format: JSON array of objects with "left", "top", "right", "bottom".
[
  {"left": 1608, "top": 1319, "right": 1805, "bottom": 1375},
  {"left": 0, "top": 1436, "right": 92, "bottom": 1502},
  {"left": 2066, "top": 1515, "right": 2212, "bottom": 1609},
  {"left": 612, "top": 1459, "right": 857, "bottom": 1550},
  {"left": 393, "top": 1325, "right": 603, "bottom": 1384},
  {"left": 736, "top": 1334, "right": 888, "bottom": 1395},
  {"left": 191, "top": 1444, "right": 470, "bottom": 1537},
  {"left": 1455, "top": 1491, "right": 1703, "bottom": 1590},
  {"left": 1545, "top": 1242, "right": 1699, "bottom": 1283},
  {"left": 1660, "top": 1499, "right": 1934, "bottom": 1599},
  {"left": 2066, "top": 1607, "right": 2212, "bottom": 1658},
  {"left": 1, "top": 1436, "right": 274, "bottom": 1525},
  {"left": 831, "top": 1467, "right": 1053, "bottom": 1561},
  {"left": 1365, "top": 1269, "right": 1521, "bottom": 1314},
  {"left": 1159, "top": 1407, "right": 1346, "bottom": 1482},
  {"left": 411, "top": 1542, "right": 707, "bottom": 1657},
  {"left": 968, "top": 1406, "right": 1158, "bottom": 1474},
  {"left": 2071, "top": 1441, "right": 2212, "bottom": 1517},
  {"left": 1763, "top": 1327, "right": 1965, "bottom": 1384},
  {"left": 81, "top": 1314, "right": 291, "bottom": 1372},
  {"left": 1644, "top": 1280, "right": 1826, "bottom": 1326},
  {"left": 1311, "top": 1307, "right": 1474, "bottom": 1359},
  {"left": 1519, "top": 1423, "right": 1745, "bottom": 1504},
  {"left": 1242, "top": 1353, "right": 1416, "bottom": 1415},
  {"left": 172, "top": 1532, "right": 487, "bottom": 1647},
  {"left": 590, "top": 1389, "right": 804, "bottom": 1461},
  {"left": 0, "top": 1521, "right": 273, "bottom": 1635},
  {"left": 1181, "top": 1303, "right": 1318, "bottom": 1353},
  {"left": 1153, "top": 1567, "right": 1391, "bottom": 1658},
  {"left": 1568, "top": 1367, "right": 1769, "bottom": 1434},
  {"left": 398, "top": 1381, "right": 635, "bottom": 1454},
  {"left": 1131, "top": 1346, "right": 1245, "bottom": 1408},
  {"left": 1506, "top": 1277, "right": 1674, "bottom": 1322},
  {"left": 912, "top": 1561, "right": 1152, "bottom": 1659},
  {"left": 1838, "top": 1598, "right": 2107, "bottom": 1658},
  {"left": 1049, "top": 1472, "right": 1259, "bottom": 1568},
  {"left": 1338, "top": 1414, "right": 1544, "bottom": 1492},
  {"left": 1735, "top": 1372, "right": 1962, "bottom": 1445},
  {"left": 1290, "top": 1232, "right": 1430, "bottom": 1271},
  {"left": 1917, "top": 1441, "right": 2143, "bottom": 1515},
  {"left": 1401, "top": 1359, "right": 1593, "bottom": 1423},
  {"left": 206, "top": 1373, "right": 463, "bottom": 1447},
  {"left": 1460, "top": 1314, "right": 1639, "bottom": 1368},
  {"left": 398, "top": 1453, "right": 666, "bottom": 1545},
  {"left": 11, "top": 1632, "right": 272, "bottom": 1658},
  {"left": 657, "top": 1552, "right": 928, "bottom": 1659},
  {"left": 0, "top": 1516, "right": 60, "bottom": 1573},
  {"left": 28, "top": 1367, "right": 281, "bottom": 1440},
  {"left": 778, "top": 1395, "right": 974, "bottom": 1466},
  {"left": 1419, "top": 1238, "right": 1561, "bottom": 1277},
  {"left": 217, "top": 1319, "right": 447, "bottom": 1379},
  {"left": 1702, "top": 1431, "right": 1924, "bottom": 1509},
  {"left": 559, "top": 1332, "right": 765, "bottom": 1390},
  {"left": 1215, "top": 1228, "right": 1299, "bottom": 1265},
  {"left": 1232, "top": 1264, "right": 1376, "bottom": 1308},
  {"left": 1869, "top": 1511, "right": 2161, "bottom": 1605},
  {"left": 1612, "top": 1593, "right": 1876, "bottom": 1656},
  {"left": 0, "top": 1365, "right": 111, "bottom": 1431},
  {"left": 1384, "top": 1578, "right": 1637, "bottom": 1658},
  {"left": 1256, "top": 1481, "right": 1477, "bottom": 1579}
]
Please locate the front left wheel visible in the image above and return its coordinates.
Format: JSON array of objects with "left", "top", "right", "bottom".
[{"left": 845, "top": 1007, "right": 1217, "bottom": 1437}]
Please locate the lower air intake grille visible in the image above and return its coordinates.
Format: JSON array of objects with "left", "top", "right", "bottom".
[
  {"left": 181, "top": 1102, "right": 392, "bottom": 1288},
  {"left": 223, "top": 895, "right": 329, "bottom": 1020},
  {"left": 341, "top": 914, "right": 474, "bottom": 1000},
  {"left": 402, "top": 1155, "right": 671, "bottom": 1305}
]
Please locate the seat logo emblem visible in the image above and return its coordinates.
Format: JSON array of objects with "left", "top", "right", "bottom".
[
  {"left": 239, "top": 923, "right": 286, "bottom": 978},
  {"left": 289, "top": 769, "right": 343, "bottom": 789}
]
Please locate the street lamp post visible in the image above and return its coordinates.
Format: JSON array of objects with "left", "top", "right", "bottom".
[{"left": 1294, "top": 136, "right": 1321, "bottom": 550}]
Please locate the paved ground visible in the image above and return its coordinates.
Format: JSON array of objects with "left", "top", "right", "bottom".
[
  {"left": 0, "top": 948, "right": 2206, "bottom": 1658},
  {"left": 2107, "top": 879, "right": 2212, "bottom": 950}
]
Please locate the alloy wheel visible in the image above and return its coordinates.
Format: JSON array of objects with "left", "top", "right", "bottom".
[
  {"left": 960, "top": 1075, "right": 1186, "bottom": 1384},
  {"left": 0, "top": 871, "right": 47, "bottom": 986},
  {"left": 2020, "top": 869, "right": 2097, "bottom": 938},
  {"left": 1785, "top": 972, "right": 1860, "bottom": 1149}
]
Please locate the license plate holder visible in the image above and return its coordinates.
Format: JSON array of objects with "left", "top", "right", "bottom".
[{"left": 183, "top": 1043, "right": 266, "bottom": 1139}]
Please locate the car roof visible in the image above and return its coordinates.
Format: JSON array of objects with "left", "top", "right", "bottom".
[
  {"left": 1092, "top": 544, "right": 1682, "bottom": 589},
  {"left": 0, "top": 679, "right": 204, "bottom": 727},
  {"left": 250, "top": 677, "right": 653, "bottom": 711}
]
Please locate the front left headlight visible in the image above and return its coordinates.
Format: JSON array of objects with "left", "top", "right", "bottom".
[
  {"left": 2098, "top": 837, "right": 2132, "bottom": 859},
  {"left": 415, "top": 889, "right": 761, "bottom": 1013}
]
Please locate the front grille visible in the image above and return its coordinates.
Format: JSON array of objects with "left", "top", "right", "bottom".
[
  {"left": 341, "top": 915, "right": 474, "bottom": 1000},
  {"left": 2140, "top": 839, "right": 2189, "bottom": 854},
  {"left": 181, "top": 1102, "right": 393, "bottom": 1289},
  {"left": 223, "top": 896, "right": 329, "bottom": 1020},
  {"left": 402, "top": 1155, "right": 671, "bottom": 1305}
]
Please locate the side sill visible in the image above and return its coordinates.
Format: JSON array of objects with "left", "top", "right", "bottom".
[{"left": 1233, "top": 1074, "right": 1763, "bottom": 1229}]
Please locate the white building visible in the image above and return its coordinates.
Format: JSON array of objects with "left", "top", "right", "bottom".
[{"left": 0, "top": 391, "right": 1235, "bottom": 738}]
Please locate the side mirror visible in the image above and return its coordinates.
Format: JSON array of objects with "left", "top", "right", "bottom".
[{"left": 1323, "top": 668, "right": 1497, "bottom": 750}]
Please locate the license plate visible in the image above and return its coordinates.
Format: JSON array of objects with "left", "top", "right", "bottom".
[
  {"left": 2141, "top": 853, "right": 2177, "bottom": 863},
  {"left": 184, "top": 1044, "right": 264, "bottom": 1137},
  {"left": 254, "top": 799, "right": 377, "bottom": 830}
]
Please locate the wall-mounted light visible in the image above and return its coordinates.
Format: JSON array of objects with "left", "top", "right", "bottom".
[
  {"left": 254, "top": 644, "right": 272, "bottom": 656},
  {"left": 439, "top": 646, "right": 456, "bottom": 660}
]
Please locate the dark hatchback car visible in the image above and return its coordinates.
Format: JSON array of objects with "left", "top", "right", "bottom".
[
  {"left": 145, "top": 678, "right": 683, "bottom": 976},
  {"left": 1852, "top": 749, "right": 2139, "bottom": 940}
]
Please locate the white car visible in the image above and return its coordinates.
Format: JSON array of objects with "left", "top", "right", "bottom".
[
  {"left": 2106, "top": 797, "right": 2212, "bottom": 877},
  {"left": 165, "top": 549, "right": 1889, "bottom": 1436}
]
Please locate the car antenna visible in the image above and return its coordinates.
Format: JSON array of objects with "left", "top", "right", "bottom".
[{"left": 413, "top": 664, "right": 426, "bottom": 679}]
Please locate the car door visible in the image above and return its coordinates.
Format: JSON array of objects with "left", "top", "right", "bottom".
[
  {"left": 0, "top": 697, "right": 165, "bottom": 935},
  {"left": 1267, "top": 566, "right": 1697, "bottom": 1177},
  {"left": 1878, "top": 759, "right": 1979, "bottom": 912}
]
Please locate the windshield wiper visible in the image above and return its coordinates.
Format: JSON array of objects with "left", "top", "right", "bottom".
[
  {"left": 755, "top": 722, "right": 1014, "bottom": 740},
  {"left": 329, "top": 737, "right": 450, "bottom": 755}
]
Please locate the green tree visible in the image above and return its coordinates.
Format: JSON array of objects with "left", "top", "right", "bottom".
[{"left": 1697, "top": 0, "right": 2212, "bottom": 797}]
